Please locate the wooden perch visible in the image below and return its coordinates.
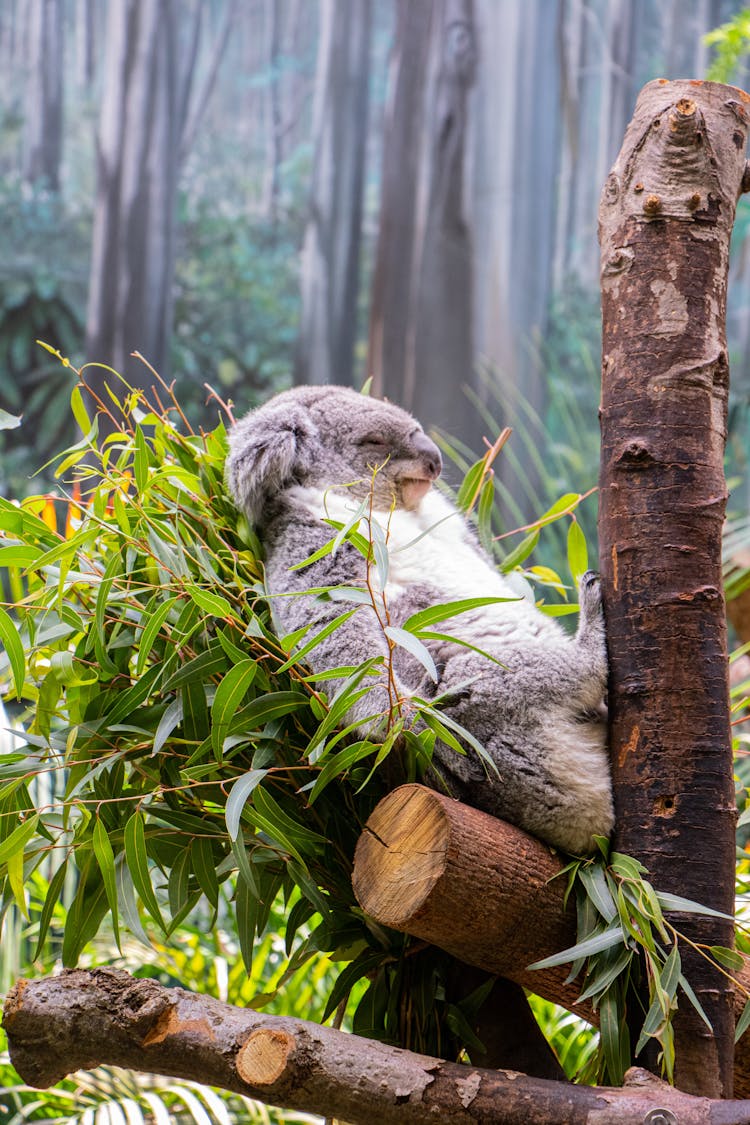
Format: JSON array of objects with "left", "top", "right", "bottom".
[
  {"left": 6, "top": 968, "right": 750, "bottom": 1125},
  {"left": 352, "top": 783, "right": 750, "bottom": 1098}
]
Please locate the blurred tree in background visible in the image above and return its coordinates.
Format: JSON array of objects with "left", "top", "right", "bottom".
[{"left": 2, "top": 0, "right": 750, "bottom": 505}]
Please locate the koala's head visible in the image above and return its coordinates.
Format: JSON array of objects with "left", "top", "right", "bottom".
[{"left": 226, "top": 385, "right": 442, "bottom": 525}]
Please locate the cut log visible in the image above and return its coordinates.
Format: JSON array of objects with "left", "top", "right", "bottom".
[
  {"left": 6, "top": 968, "right": 750, "bottom": 1125},
  {"left": 352, "top": 783, "right": 750, "bottom": 1097}
]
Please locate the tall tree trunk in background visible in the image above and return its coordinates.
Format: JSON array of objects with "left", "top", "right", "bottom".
[
  {"left": 470, "top": 0, "right": 560, "bottom": 504},
  {"left": 75, "top": 0, "right": 96, "bottom": 89},
  {"left": 84, "top": 0, "right": 233, "bottom": 413},
  {"left": 368, "top": 0, "right": 433, "bottom": 402},
  {"left": 295, "top": 0, "right": 372, "bottom": 387},
  {"left": 22, "top": 0, "right": 63, "bottom": 190},
  {"left": 85, "top": 0, "right": 181, "bottom": 408},
  {"left": 599, "top": 79, "right": 746, "bottom": 1097},
  {"left": 263, "top": 0, "right": 283, "bottom": 225},
  {"left": 410, "top": 0, "right": 477, "bottom": 439}
]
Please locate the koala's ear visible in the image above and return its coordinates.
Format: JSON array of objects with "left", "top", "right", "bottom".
[{"left": 226, "top": 401, "right": 318, "bottom": 524}]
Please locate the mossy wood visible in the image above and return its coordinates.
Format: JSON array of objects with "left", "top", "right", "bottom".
[{"left": 599, "top": 78, "right": 750, "bottom": 1097}]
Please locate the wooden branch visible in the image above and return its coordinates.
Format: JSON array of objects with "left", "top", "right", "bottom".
[
  {"left": 599, "top": 78, "right": 750, "bottom": 1097},
  {"left": 352, "top": 784, "right": 750, "bottom": 1098},
  {"left": 5, "top": 969, "right": 750, "bottom": 1125}
]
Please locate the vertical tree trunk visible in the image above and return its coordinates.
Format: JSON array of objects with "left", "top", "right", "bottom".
[
  {"left": 263, "top": 0, "right": 283, "bottom": 225},
  {"left": 22, "top": 0, "right": 63, "bottom": 190},
  {"left": 75, "top": 0, "right": 96, "bottom": 89},
  {"left": 470, "top": 0, "right": 560, "bottom": 502},
  {"left": 367, "top": 0, "right": 433, "bottom": 401},
  {"left": 295, "top": 0, "right": 372, "bottom": 387},
  {"left": 409, "top": 0, "right": 477, "bottom": 439},
  {"left": 599, "top": 78, "right": 749, "bottom": 1098},
  {"left": 85, "top": 0, "right": 204, "bottom": 410}
]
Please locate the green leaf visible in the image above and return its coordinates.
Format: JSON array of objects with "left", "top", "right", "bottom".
[
  {"left": 135, "top": 596, "right": 179, "bottom": 676},
  {"left": 93, "top": 817, "right": 121, "bottom": 949},
  {"left": 322, "top": 949, "right": 385, "bottom": 1022},
  {"left": 401, "top": 597, "right": 513, "bottom": 634},
  {"left": 190, "top": 835, "right": 219, "bottom": 909},
  {"left": 656, "top": 891, "right": 734, "bottom": 921},
  {"left": 226, "top": 769, "right": 268, "bottom": 840},
  {"left": 709, "top": 945, "right": 745, "bottom": 972},
  {"left": 678, "top": 973, "right": 713, "bottom": 1032},
  {"left": 276, "top": 609, "right": 356, "bottom": 674},
  {"left": 308, "top": 741, "right": 377, "bottom": 802},
  {"left": 33, "top": 859, "right": 68, "bottom": 959},
  {"left": 576, "top": 944, "right": 633, "bottom": 1005},
  {"left": 0, "top": 813, "right": 39, "bottom": 866},
  {"left": 124, "top": 810, "right": 165, "bottom": 930},
  {"left": 134, "top": 425, "right": 149, "bottom": 492},
  {"left": 0, "top": 605, "right": 25, "bottom": 698},
  {"left": 185, "top": 584, "right": 234, "bottom": 619},
  {"left": 567, "top": 521, "right": 588, "bottom": 585},
  {"left": 660, "top": 942, "right": 682, "bottom": 1001},
  {"left": 162, "top": 645, "right": 228, "bottom": 691},
  {"left": 456, "top": 459, "right": 485, "bottom": 512},
  {"left": 153, "top": 698, "right": 184, "bottom": 755},
  {"left": 384, "top": 625, "right": 438, "bottom": 682},
  {"left": 527, "top": 924, "right": 625, "bottom": 970},
  {"left": 579, "top": 862, "right": 617, "bottom": 923},
  {"left": 598, "top": 985, "right": 629, "bottom": 1085},
  {"left": 736, "top": 998, "right": 750, "bottom": 1044},
  {"left": 70, "top": 385, "right": 91, "bottom": 433},
  {"left": 500, "top": 530, "right": 539, "bottom": 572},
  {"left": 211, "top": 659, "right": 258, "bottom": 756},
  {"left": 62, "top": 860, "right": 109, "bottom": 966}
]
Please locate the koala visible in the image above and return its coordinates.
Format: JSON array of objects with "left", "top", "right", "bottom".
[{"left": 226, "top": 384, "right": 613, "bottom": 855}]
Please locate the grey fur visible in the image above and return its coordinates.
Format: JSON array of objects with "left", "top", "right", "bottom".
[{"left": 226, "top": 385, "right": 613, "bottom": 855}]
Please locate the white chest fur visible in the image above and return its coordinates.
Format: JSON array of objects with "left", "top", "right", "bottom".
[{"left": 286, "top": 486, "right": 565, "bottom": 648}]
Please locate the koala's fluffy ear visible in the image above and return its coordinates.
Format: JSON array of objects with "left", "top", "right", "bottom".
[{"left": 226, "top": 400, "right": 318, "bottom": 524}]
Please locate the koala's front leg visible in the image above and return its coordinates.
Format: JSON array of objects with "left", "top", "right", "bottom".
[{"left": 266, "top": 519, "right": 415, "bottom": 737}]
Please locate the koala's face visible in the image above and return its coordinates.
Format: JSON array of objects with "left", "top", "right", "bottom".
[{"left": 226, "top": 386, "right": 443, "bottom": 525}]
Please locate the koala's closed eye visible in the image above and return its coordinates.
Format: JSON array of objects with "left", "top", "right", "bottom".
[{"left": 357, "top": 435, "right": 390, "bottom": 449}]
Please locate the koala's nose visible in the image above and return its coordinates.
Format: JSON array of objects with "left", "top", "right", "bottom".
[{"left": 412, "top": 431, "right": 442, "bottom": 479}]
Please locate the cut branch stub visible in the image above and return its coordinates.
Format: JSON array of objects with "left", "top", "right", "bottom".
[{"left": 599, "top": 78, "right": 749, "bottom": 1099}]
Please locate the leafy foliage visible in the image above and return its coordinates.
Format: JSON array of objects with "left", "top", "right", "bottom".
[
  {"left": 530, "top": 844, "right": 749, "bottom": 1086},
  {"left": 705, "top": 9, "right": 750, "bottom": 83}
]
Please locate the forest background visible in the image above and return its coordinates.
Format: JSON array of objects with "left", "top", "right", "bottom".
[
  {"left": 6, "top": 0, "right": 750, "bottom": 523},
  {"left": 4, "top": 1, "right": 750, "bottom": 1123}
]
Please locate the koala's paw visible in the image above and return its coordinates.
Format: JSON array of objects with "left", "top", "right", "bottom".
[{"left": 578, "top": 571, "right": 604, "bottom": 627}]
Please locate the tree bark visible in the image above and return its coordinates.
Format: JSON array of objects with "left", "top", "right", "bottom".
[
  {"left": 351, "top": 784, "right": 750, "bottom": 1097},
  {"left": 295, "top": 0, "right": 372, "bottom": 387},
  {"left": 7, "top": 968, "right": 750, "bottom": 1125},
  {"left": 599, "top": 79, "right": 750, "bottom": 1098}
]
